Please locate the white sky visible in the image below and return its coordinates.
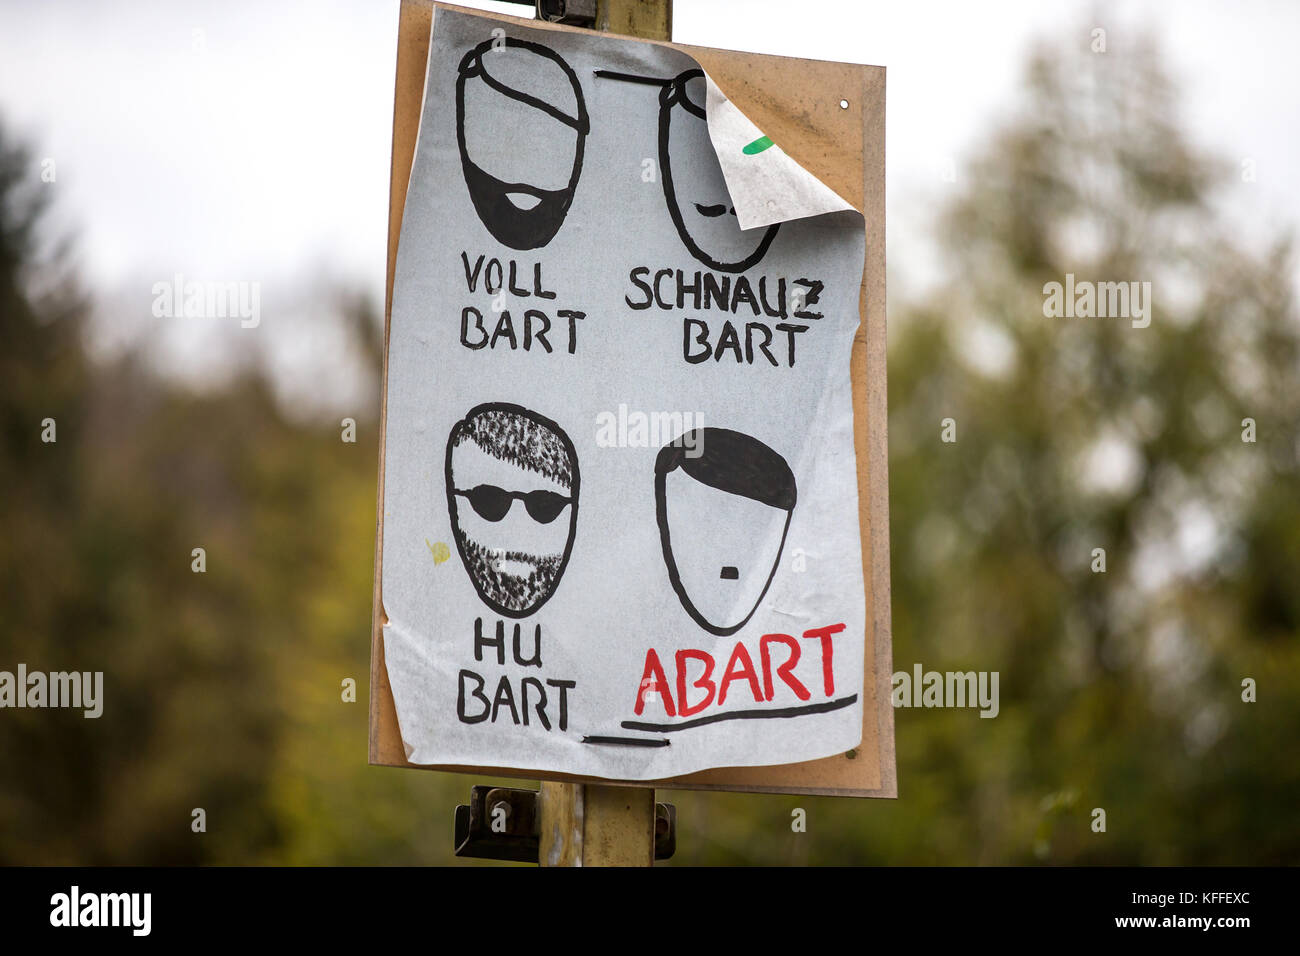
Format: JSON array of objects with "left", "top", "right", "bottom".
[{"left": 1, "top": 0, "right": 1297, "bottom": 406}]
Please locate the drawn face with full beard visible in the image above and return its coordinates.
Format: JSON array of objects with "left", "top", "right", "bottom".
[
  {"left": 446, "top": 403, "right": 579, "bottom": 618},
  {"left": 456, "top": 38, "right": 589, "bottom": 251}
]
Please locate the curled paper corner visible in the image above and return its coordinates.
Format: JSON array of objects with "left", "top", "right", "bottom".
[{"left": 701, "top": 72, "right": 857, "bottom": 231}]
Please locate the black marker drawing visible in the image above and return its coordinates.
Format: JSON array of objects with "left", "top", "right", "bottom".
[
  {"left": 456, "top": 38, "right": 590, "bottom": 250},
  {"left": 654, "top": 427, "right": 796, "bottom": 635},
  {"left": 446, "top": 403, "right": 579, "bottom": 617},
  {"left": 582, "top": 735, "right": 671, "bottom": 747},
  {"left": 621, "top": 694, "right": 858, "bottom": 733},
  {"left": 659, "top": 70, "right": 780, "bottom": 273}
]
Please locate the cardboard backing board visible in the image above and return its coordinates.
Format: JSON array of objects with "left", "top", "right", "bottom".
[{"left": 369, "top": 0, "right": 893, "bottom": 797}]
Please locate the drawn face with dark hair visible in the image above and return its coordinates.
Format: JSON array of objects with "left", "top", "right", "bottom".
[
  {"left": 659, "top": 70, "right": 779, "bottom": 273},
  {"left": 446, "top": 403, "right": 579, "bottom": 617},
  {"left": 456, "top": 38, "right": 590, "bottom": 250},
  {"left": 655, "top": 428, "right": 796, "bottom": 635}
]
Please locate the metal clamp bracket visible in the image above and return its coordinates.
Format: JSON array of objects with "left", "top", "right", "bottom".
[{"left": 454, "top": 785, "right": 676, "bottom": 863}]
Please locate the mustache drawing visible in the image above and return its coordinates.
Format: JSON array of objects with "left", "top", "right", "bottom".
[
  {"left": 592, "top": 67, "right": 780, "bottom": 272},
  {"left": 655, "top": 427, "right": 796, "bottom": 635}
]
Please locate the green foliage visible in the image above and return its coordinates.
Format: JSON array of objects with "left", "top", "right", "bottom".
[
  {"left": 1, "top": 28, "right": 1296, "bottom": 865},
  {"left": 872, "top": 34, "right": 1300, "bottom": 865}
]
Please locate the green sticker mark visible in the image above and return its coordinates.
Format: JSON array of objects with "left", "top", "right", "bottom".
[{"left": 743, "top": 135, "right": 774, "bottom": 155}]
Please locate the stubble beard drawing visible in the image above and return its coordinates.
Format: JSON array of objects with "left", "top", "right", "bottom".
[
  {"left": 457, "top": 539, "right": 566, "bottom": 615},
  {"left": 446, "top": 403, "right": 580, "bottom": 619}
]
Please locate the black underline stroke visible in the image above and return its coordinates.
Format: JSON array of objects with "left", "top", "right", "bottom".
[
  {"left": 592, "top": 69, "right": 672, "bottom": 87},
  {"left": 582, "top": 735, "right": 671, "bottom": 747},
  {"left": 621, "top": 694, "right": 859, "bottom": 733}
]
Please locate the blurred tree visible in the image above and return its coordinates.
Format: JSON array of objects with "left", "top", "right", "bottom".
[
  {"left": 0, "top": 121, "right": 475, "bottom": 865},
  {"left": 0, "top": 125, "right": 286, "bottom": 862}
]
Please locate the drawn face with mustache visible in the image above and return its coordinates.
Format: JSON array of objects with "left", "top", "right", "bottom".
[
  {"left": 655, "top": 428, "right": 796, "bottom": 636},
  {"left": 658, "top": 70, "right": 779, "bottom": 273},
  {"left": 456, "top": 38, "right": 590, "bottom": 251},
  {"left": 446, "top": 403, "right": 579, "bottom": 618}
]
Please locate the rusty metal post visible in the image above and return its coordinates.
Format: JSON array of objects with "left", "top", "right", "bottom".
[
  {"left": 536, "top": 0, "right": 670, "bottom": 868},
  {"left": 538, "top": 781, "right": 658, "bottom": 866},
  {"left": 596, "top": 0, "right": 671, "bottom": 40}
]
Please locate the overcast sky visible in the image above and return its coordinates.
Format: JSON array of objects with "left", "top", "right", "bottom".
[{"left": 1, "top": 0, "right": 1297, "bottom": 405}]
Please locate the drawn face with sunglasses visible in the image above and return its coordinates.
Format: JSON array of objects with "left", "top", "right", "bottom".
[{"left": 446, "top": 403, "right": 579, "bottom": 618}]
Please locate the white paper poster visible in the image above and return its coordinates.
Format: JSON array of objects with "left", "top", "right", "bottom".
[{"left": 382, "top": 8, "right": 868, "bottom": 779}]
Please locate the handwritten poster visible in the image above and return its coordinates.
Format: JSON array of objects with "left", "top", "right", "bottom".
[{"left": 381, "top": 7, "right": 868, "bottom": 779}]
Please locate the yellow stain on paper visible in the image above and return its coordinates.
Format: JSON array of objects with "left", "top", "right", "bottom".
[{"left": 426, "top": 539, "right": 451, "bottom": 565}]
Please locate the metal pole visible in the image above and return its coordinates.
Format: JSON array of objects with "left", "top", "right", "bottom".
[
  {"left": 536, "top": 0, "right": 670, "bottom": 867},
  {"left": 595, "top": 0, "right": 671, "bottom": 40}
]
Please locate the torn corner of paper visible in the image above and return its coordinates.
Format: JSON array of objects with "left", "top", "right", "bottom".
[{"left": 701, "top": 73, "right": 857, "bottom": 232}]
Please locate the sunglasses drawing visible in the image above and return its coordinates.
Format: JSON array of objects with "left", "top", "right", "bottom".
[{"left": 454, "top": 484, "right": 573, "bottom": 524}]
